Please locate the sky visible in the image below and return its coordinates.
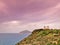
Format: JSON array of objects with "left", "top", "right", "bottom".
[{"left": 0, "top": 0, "right": 60, "bottom": 33}]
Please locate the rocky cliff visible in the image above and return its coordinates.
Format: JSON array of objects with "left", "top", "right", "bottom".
[{"left": 16, "top": 29, "right": 60, "bottom": 45}]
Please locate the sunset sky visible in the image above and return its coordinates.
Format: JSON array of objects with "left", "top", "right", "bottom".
[{"left": 0, "top": 0, "right": 60, "bottom": 33}]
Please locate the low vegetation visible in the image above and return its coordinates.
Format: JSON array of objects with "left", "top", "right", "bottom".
[{"left": 16, "top": 29, "right": 60, "bottom": 45}]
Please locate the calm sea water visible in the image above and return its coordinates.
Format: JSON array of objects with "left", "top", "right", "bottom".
[{"left": 0, "top": 33, "right": 31, "bottom": 45}]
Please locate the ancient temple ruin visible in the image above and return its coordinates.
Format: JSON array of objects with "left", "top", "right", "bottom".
[{"left": 44, "top": 26, "right": 49, "bottom": 29}]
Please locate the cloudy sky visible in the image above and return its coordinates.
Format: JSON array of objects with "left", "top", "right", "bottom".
[{"left": 0, "top": 0, "right": 60, "bottom": 33}]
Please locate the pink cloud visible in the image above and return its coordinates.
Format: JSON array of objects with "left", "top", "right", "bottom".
[
  {"left": 0, "top": 1, "right": 8, "bottom": 14},
  {"left": 0, "top": 0, "right": 60, "bottom": 33}
]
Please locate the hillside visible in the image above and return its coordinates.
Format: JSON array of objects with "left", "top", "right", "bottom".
[
  {"left": 16, "top": 29, "right": 60, "bottom": 45},
  {"left": 19, "top": 30, "right": 31, "bottom": 34}
]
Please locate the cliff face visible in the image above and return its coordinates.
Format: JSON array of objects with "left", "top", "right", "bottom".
[{"left": 16, "top": 29, "right": 60, "bottom": 45}]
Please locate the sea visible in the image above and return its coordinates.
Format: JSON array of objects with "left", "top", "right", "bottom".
[{"left": 0, "top": 33, "right": 31, "bottom": 45}]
